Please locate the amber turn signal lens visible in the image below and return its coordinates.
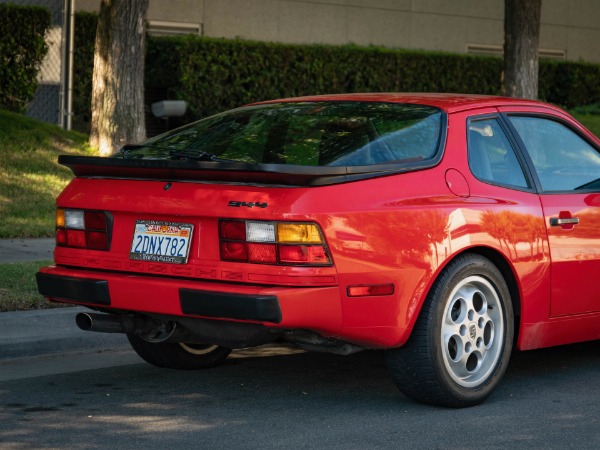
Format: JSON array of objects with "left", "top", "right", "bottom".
[
  {"left": 56, "top": 208, "right": 65, "bottom": 227},
  {"left": 277, "top": 223, "right": 322, "bottom": 243}
]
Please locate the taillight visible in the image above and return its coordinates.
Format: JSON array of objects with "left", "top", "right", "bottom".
[
  {"left": 219, "top": 220, "right": 332, "bottom": 266},
  {"left": 56, "top": 208, "right": 110, "bottom": 250}
]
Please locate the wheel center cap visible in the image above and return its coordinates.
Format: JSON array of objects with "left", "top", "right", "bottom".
[{"left": 468, "top": 323, "right": 477, "bottom": 341}]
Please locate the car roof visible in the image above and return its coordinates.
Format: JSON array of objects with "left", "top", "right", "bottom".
[{"left": 254, "top": 93, "right": 560, "bottom": 114}]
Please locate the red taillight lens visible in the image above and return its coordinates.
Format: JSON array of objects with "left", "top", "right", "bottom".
[
  {"left": 219, "top": 220, "right": 246, "bottom": 240},
  {"left": 56, "top": 228, "right": 67, "bottom": 245},
  {"left": 247, "top": 243, "right": 277, "bottom": 264},
  {"left": 66, "top": 229, "right": 86, "bottom": 248},
  {"left": 84, "top": 211, "right": 107, "bottom": 230},
  {"left": 56, "top": 208, "right": 110, "bottom": 251},
  {"left": 278, "top": 245, "right": 305, "bottom": 263},
  {"left": 278, "top": 245, "right": 329, "bottom": 264},
  {"left": 219, "top": 219, "right": 331, "bottom": 266},
  {"left": 220, "top": 242, "right": 247, "bottom": 261},
  {"left": 86, "top": 231, "right": 108, "bottom": 250}
]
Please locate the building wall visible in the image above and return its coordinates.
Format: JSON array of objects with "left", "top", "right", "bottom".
[{"left": 76, "top": 0, "right": 600, "bottom": 63}]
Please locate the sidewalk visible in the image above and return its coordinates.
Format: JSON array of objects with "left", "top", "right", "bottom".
[
  {"left": 0, "top": 238, "right": 128, "bottom": 360},
  {"left": 0, "top": 237, "right": 55, "bottom": 263}
]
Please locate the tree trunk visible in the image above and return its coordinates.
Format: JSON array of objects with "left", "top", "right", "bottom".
[
  {"left": 502, "top": 0, "right": 542, "bottom": 99},
  {"left": 90, "top": 0, "right": 149, "bottom": 156}
]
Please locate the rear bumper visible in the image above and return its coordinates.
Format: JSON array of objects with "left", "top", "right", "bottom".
[
  {"left": 36, "top": 273, "right": 111, "bottom": 306},
  {"left": 36, "top": 266, "right": 343, "bottom": 336}
]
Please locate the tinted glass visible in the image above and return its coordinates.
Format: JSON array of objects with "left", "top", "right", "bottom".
[
  {"left": 118, "top": 102, "right": 443, "bottom": 167},
  {"left": 510, "top": 116, "right": 600, "bottom": 191},
  {"left": 468, "top": 118, "right": 529, "bottom": 188}
]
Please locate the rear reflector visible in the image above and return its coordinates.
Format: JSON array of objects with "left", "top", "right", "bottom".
[
  {"left": 347, "top": 284, "right": 395, "bottom": 297},
  {"left": 247, "top": 243, "right": 277, "bottom": 263}
]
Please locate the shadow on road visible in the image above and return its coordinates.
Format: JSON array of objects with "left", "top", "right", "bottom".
[{"left": 1, "top": 341, "right": 600, "bottom": 448}]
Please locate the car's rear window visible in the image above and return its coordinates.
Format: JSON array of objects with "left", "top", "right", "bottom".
[{"left": 119, "top": 102, "right": 443, "bottom": 167}]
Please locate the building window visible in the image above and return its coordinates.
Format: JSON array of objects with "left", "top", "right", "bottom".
[
  {"left": 147, "top": 20, "right": 202, "bottom": 36},
  {"left": 466, "top": 44, "right": 565, "bottom": 60}
]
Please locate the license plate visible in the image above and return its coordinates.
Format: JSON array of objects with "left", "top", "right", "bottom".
[{"left": 130, "top": 220, "right": 194, "bottom": 264}]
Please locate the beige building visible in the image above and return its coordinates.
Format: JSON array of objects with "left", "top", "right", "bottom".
[{"left": 77, "top": 0, "right": 600, "bottom": 63}]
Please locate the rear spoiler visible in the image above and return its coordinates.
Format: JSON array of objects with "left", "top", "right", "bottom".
[{"left": 58, "top": 155, "right": 433, "bottom": 187}]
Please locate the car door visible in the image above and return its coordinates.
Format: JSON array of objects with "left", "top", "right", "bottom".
[{"left": 503, "top": 111, "right": 600, "bottom": 317}]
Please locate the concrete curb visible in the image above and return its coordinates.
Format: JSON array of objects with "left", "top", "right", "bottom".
[{"left": 0, "top": 307, "right": 129, "bottom": 360}]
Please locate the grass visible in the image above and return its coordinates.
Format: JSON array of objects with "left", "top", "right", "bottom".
[
  {"left": 570, "top": 102, "right": 600, "bottom": 137},
  {"left": 0, "top": 109, "right": 96, "bottom": 238},
  {"left": 0, "top": 110, "right": 95, "bottom": 311},
  {"left": 572, "top": 111, "right": 600, "bottom": 138},
  {"left": 0, "top": 261, "right": 70, "bottom": 312}
]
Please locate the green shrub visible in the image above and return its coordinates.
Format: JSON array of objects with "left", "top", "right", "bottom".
[
  {"left": 171, "top": 38, "right": 504, "bottom": 120},
  {"left": 540, "top": 60, "right": 600, "bottom": 107},
  {"left": 0, "top": 3, "right": 51, "bottom": 113}
]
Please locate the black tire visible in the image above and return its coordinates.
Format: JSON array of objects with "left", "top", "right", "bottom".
[
  {"left": 127, "top": 334, "right": 231, "bottom": 370},
  {"left": 386, "top": 254, "right": 514, "bottom": 407}
]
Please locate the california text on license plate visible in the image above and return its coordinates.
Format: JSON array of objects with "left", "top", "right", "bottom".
[{"left": 130, "top": 220, "right": 194, "bottom": 264}]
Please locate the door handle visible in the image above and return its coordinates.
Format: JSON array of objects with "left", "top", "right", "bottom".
[
  {"left": 550, "top": 217, "right": 579, "bottom": 226},
  {"left": 549, "top": 217, "right": 579, "bottom": 227}
]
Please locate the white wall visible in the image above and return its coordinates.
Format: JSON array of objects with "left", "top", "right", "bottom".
[{"left": 76, "top": 0, "right": 600, "bottom": 63}]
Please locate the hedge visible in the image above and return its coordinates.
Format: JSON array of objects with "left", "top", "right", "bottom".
[
  {"left": 0, "top": 3, "right": 51, "bottom": 113},
  {"left": 539, "top": 60, "right": 600, "bottom": 108},
  {"left": 169, "top": 37, "right": 505, "bottom": 121},
  {"left": 73, "top": 13, "right": 600, "bottom": 132}
]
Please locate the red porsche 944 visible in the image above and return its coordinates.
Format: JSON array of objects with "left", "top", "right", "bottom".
[{"left": 37, "top": 94, "right": 600, "bottom": 407}]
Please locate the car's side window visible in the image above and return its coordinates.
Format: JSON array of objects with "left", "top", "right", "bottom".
[
  {"left": 509, "top": 116, "right": 600, "bottom": 192},
  {"left": 468, "top": 118, "right": 529, "bottom": 188}
]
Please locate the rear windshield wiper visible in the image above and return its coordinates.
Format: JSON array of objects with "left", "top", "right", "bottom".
[
  {"left": 116, "top": 144, "right": 234, "bottom": 162},
  {"left": 169, "top": 150, "right": 232, "bottom": 162},
  {"left": 116, "top": 144, "right": 145, "bottom": 158},
  {"left": 116, "top": 144, "right": 171, "bottom": 159}
]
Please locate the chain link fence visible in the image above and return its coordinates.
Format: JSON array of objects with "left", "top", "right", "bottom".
[{"left": 1, "top": 0, "right": 69, "bottom": 127}]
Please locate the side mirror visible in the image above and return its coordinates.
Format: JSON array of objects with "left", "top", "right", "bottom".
[{"left": 151, "top": 100, "right": 187, "bottom": 118}]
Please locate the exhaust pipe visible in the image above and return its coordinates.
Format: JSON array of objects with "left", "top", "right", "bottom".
[
  {"left": 76, "top": 312, "right": 281, "bottom": 348},
  {"left": 76, "top": 312, "right": 125, "bottom": 334},
  {"left": 75, "top": 312, "right": 179, "bottom": 343}
]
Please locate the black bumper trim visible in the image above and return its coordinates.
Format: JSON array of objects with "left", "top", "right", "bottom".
[
  {"left": 36, "top": 272, "right": 111, "bottom": 306},
  {"left": 180, "top": 289, "right": 282, "bottom": 324}
]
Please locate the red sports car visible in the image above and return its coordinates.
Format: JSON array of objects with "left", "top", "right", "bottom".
[{"left": 37, "top": 93, "right": 600, "bottom": 407}]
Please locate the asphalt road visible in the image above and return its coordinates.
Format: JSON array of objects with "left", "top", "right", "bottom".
[{"left": 1, "top": 342, "right": 600, "bottom": 449}]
